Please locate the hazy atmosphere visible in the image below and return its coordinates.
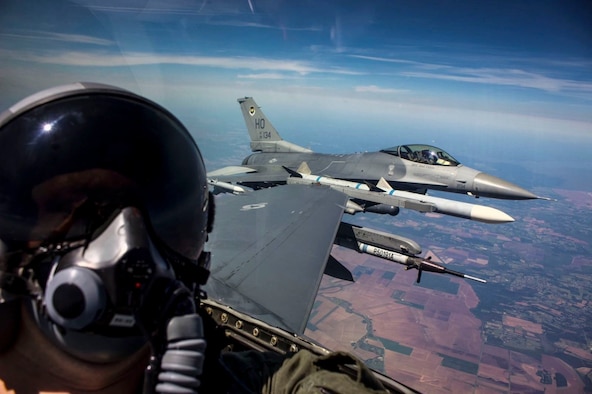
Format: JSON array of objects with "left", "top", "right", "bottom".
[{"left": 2, "top": 1, "right": 591, "bottom": 392}]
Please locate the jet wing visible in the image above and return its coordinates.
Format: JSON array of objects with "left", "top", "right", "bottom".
[
  {"left": 203, "top": 184, "right": 348, "bottom": 334},
  {"left": 208, "top": 165, "right": 292, "bottom": 185},
  {"left": 207, "top": 166, "right": 257, "bottom": 177}
]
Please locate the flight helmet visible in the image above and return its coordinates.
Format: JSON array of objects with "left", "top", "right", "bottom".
[{"left": 0, "top": 82, "right": 213, "bottom": 362}]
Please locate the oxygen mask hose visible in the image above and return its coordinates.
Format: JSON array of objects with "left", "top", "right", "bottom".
[{"left": 155, "top": 314, "right": 207, "bottom": 394}]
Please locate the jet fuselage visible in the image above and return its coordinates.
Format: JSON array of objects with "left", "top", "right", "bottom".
[
  {"left": 234, "top": 97, "right": 539, "bottom": 200},
  {"left": 241, "top": 151, "right": 534, "bottom": 199}
]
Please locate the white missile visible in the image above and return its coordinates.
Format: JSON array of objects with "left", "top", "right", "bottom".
[
  {"left": 207, "top": 178, "right": 247, "bottom": 194},
  {"left": 358, "top": 242, "right": 486, "bottom": 283},
  {"left": 358, "top": 242, "right": 410, "bottom": 265},
  {"left": 299, "top": 173, "right": 370, "bottom": 191},
  {"left": 285, "top": 166, "right": 514, "bottom": 224},
  {"left": 376, "top": 178, "right": 514, "bottom": 224}
]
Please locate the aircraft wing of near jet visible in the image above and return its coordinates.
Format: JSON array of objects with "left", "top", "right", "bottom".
[
  {"left": 207, "top": 165, "right": 257, "bottom": 177},
  {"left": 208, "top": 164, "right": 291, "bottom": 185},
  {"left": 203, "top": 184, "right": 349, "bottom": 334}
]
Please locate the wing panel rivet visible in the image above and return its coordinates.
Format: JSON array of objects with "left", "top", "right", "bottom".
[
  {"left": 235, "top": 320, "right": 243, "bottom": 329},
  {"left": 221, "top": 313, "right": 228, "bottom": 323},
  {"left": 289, "top": 344, "right": 298, "bottom": 353},
  {"left": 270, "top": 336, "right": 278, "bottom": 346},
  {"left": 252, "top": 327, "right": 259, "bottom": 337}
]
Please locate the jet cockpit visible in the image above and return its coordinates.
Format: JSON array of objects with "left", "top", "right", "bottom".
[{"left": 381, "top": 144, "right": 460, "bottom": 166}]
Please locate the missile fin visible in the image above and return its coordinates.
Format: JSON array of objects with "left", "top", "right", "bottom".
[
  {"left": 297, "top": 161, "right": 312, "bottom": 175},
  {"left": 282, "top": 166, "right": 302, "bottom": 178},
  {"left": 376, "top": 177, "right": 393, "bottom": 192}
]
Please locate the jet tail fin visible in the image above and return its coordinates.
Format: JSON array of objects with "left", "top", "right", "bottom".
[{"left": 237, "top": 97, "right": 312, "bottom": 153}]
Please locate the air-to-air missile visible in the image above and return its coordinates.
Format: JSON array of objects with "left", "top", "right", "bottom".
[
  {"left": 357, "top": 242, "right": 486, "bottom": 283},
  {"left": 284, "top": 167, "right": 515, "bottom": 224},
  {"left": 207, "top": 178, "right": 248, "bottom": 195},
  {"left": 374, "top": 177, "right": 514, "bottom": 224},
  {"left": 333, "top": 222, "right": 486, "bottom": 284}
]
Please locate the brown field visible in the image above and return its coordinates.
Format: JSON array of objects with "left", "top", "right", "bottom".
[
  {"left": 503, "top": 315, "right": 544, "bottom": 335},
  {"left": 306, "top": 246, "right": 487, "bottom": 393},
  {"left": 304, "top": 246, "right": 585, "bottom": 393},
  {"left": 541, "top": 354, "right": 586, "bottom": 393},
  {"left": 570, "top": 255, "right": 592, "bottom": 268},
  {"left": 553, "top": 189, "right": 592, "bottom": 209}
]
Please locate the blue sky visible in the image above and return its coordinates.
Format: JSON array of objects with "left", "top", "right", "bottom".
[{"left": 1, "top": 0, "right": 591, "bottom": 189}]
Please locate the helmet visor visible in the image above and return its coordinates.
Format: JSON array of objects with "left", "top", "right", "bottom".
[{"left": 0, "top": 90, "right": 209, "bottom": 261}]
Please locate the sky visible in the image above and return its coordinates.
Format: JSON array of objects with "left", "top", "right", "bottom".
[{"left": 1, "top": 0, "right": 591, "bottom": 190}]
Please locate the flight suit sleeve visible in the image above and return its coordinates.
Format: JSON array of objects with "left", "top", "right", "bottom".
[
  {"left": 221, "top": 349, "right": 388, "bottom": 394},
  {"left": 263, "top": 349, "right": 388, "bottom": 394}
]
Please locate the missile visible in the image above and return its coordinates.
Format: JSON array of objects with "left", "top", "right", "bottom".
[
  {"left": 207, "top": 178, "right": 247, "bottom": 194},
  {"left": 284, "top": 166, "right": 370, "bottom": 191},
  {"left": 392, "top": 189, "right": 513, "bottom": 223},
  {"left": 284, "top": 166, "right": 515, "bottom": 224},
  {"left": 358, "top": 242, "right": 486, "bottom": 284},
  {"left": 285, "top": 167, "right": 434, "bottom": 215},
  {"left": 376, "top": 178, "right": 514, "bottom": 224},
  {"left": 335, "top": 222, "right": 422, "bottom": 255}
]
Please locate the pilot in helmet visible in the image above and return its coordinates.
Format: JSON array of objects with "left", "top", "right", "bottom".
[
  {"left": 0, "top": 82, "right": 214, "bottom": 392},
  {"left": 0, "top": 83, "right": 388, "bottom": 394}
]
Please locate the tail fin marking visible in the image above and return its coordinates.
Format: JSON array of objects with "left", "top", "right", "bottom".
[{"left": 237, "top": 97, "right": 312, "bottom": 153}]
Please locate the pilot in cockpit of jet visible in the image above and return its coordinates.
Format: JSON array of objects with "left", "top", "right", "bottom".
[{"left": 0, "top": 83, "right": 389, "bottom": 394}]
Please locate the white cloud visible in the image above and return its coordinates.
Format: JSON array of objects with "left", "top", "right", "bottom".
[
  {"left": 350, "top": 54, "right": 423, "bottom": 67},
  {"left": 238, "top": 73, "right": 295, "bottom": 80},
  {"left": 401, "top": 68, "right": 592, "bottom": 95},
  {"left": 3, "top": 48, "right": 368, "bottom": 79},
  {"left": 350, "top": 54, "right": 592, "bottom": 97},
  {"left": 1, "top": 31, "right": 113, "bottom": 46},
  {"left": 5, "top": 49, "right": 319, "bottom": 73},
  {"left": 354, "top": 85, "right": 408, "bottom": 94}
]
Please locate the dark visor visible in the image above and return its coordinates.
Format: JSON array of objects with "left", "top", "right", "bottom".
[{"left": 0, "top": 88, "right": 209, "bottom": 261}]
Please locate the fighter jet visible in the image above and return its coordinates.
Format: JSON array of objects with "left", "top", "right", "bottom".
[{"left": 208, "top": 97, "right": 542, "bottom": 201}]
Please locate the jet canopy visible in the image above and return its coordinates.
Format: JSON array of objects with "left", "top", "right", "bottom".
[{"left": 381, "top": 144, "right": 460, "bottom": 166}]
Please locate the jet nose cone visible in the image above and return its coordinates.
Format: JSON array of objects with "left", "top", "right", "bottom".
[{"left": 473, "top": 173, "right": 538, "bottom": 200}]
